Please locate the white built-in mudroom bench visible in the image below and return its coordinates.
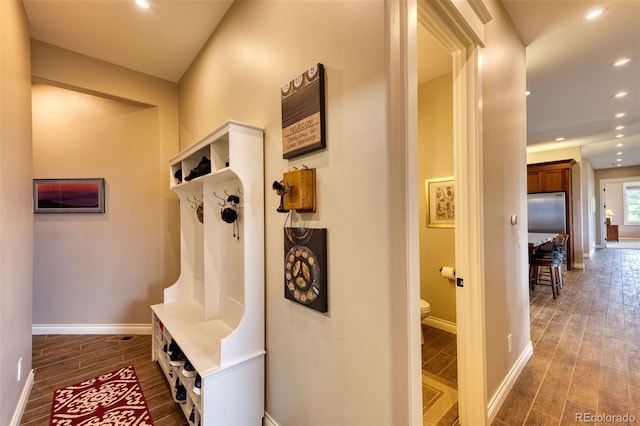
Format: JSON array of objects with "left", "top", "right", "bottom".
[{"left": 151, "top": 120, "right": 265, "bottom": 425}]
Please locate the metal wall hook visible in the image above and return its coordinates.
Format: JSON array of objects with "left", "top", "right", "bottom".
[
  {"left": 186, "top": 195, "right": 203, "bottom": 209},
  {"left": 213, "top": 191, "right": 226, "bottom": 207}
]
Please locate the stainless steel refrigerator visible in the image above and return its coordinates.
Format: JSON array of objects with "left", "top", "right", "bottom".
[{"left": 527, "top": 192, "right": 566, "bottom": 233}]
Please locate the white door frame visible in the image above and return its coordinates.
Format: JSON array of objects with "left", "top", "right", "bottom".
[{"left": 399, "top": 1, "right": 492, "bottom": 424}]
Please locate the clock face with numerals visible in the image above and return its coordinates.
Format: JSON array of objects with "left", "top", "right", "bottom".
[
  {"left": 284, "top": 245, "right": 320, "bottom": 304},
  {"left": 283, "top": 227, "right": 327, "bottom": 312}
]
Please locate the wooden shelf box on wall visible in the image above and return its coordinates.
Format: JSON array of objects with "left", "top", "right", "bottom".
[{"left": 151, "top": 120, "right": 265, "bottom": 425}]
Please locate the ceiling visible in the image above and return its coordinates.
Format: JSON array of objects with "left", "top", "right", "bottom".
[
  {"left": 23, "top": 0, "right": 639, "bottom": 170},
  {"left": 503, "top": 0, "right": 640, "bottom": 170},
  {"left": 23, "top": 0, "right": 233, "bottom": 82},
  {"left": 417, "top": 24, "right": 451, "bottom": 84}
]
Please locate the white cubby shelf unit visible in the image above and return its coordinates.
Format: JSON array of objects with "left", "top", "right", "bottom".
[{"left": 151, "top": 120, "right": 265, "bottom": 425}]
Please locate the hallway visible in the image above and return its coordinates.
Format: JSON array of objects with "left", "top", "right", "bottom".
[{"left": 494, "top": 247, "right": 640, "bottom": 425}]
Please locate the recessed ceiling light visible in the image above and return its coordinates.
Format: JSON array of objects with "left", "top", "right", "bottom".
[
  {"left": 617, "top": 158, "right": 623, "bottom": 162},
  {"left": 616, "top": 125, "right": 625, "bottom": 130},
  {"left": 585, "top": 8, "right": 604, "bottom": 20},
  {"left": 526, "top": 90, "right": 531, "bottom": 96},
  {"left": 617, "top": 152, "right": 623, "bottom": 155},
  {"left": 613, "top": 91, "right": 629, "bottom": 98},
  {"left": 616, "top": 134, "right": 625, "bottom": 138},
  {"left": 613, "top": 58, "right": 631, "bottom": 67},
  {"left": 617, "top": 164, "right": 622, "bottom": 167},
  {"left": 616, "top": 143, "right": 624, "bottom": 147},
  {"left": 615, "top": 113, "right": 626, "bottom": 118},
  {"left": 135, "top": 0, "right": 149, "bottom": 8},
  {"left": 555, "top": 137, "right": 565, "bottom": 142}
]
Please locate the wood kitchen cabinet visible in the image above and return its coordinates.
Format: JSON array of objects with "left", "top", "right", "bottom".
[
  {"left": 527, "top": 159, "right": 576, "bottom": 270},
  {"left": 527, "top": 160, "right": 575, "bottom": 193}
]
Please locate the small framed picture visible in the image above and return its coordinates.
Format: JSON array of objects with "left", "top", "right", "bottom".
[
  {"left": 426, "top": 177, "right": 454, "bottom": 228},
  {"left": 33, "top": 178, "right": 105, "bottom": 214}
]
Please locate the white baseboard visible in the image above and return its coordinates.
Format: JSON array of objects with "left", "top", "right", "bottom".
[
  {"left": 263, "top": 412, "right": 280, "bottom": 426},
  {"left": 487, "top": 341, "right": 533, "bottom": 423},
  {"left": 32, "top": 324, "right": 152, "bottom": 335},
  {"left": 573, "top": 262, "right": 585, "bottom": 269},
  {"left": 423, "top": 316, "right": 457, "bottom": 335},
  {"left": 10, "top": 369, "right": 34, "bottom": 426}
]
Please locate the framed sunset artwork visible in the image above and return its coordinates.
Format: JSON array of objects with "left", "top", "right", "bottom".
[{"left": 33, "top": 178, "right": 105, "bottom": 214}]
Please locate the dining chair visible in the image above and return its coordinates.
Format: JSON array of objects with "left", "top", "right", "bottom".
[
  {"left": 534, "top": 233, "right": 569, "bottom": 288},
  {"left": 530, "top": 234, "right": 566, "bottom": 298}
]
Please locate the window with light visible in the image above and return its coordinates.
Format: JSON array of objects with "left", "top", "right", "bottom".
[{"left": 624, "top": 182, "right": 640, "bottom": 225}]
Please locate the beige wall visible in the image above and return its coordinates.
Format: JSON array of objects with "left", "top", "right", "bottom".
[
  {"left": 583, "top": 159, "right": 597, "bottom": 256},
  {"left": 0, "top": 0, "right": 33, "bottom": 422},
  {"left": 418, "top": 74, "right": 456, "bottom": 324},
  {"left": 605, "top": 183, "right": 624, "bottom": 224},
  {"left": 527, "top": 146, "right": 581, "bottom": 165},
  {"left": 30, "top": 42, "right": 180, "bottom": 326},
  {"left": 32, "top": 85, "right": 164, "bottom": 324},
  {"left": 178, "top": 1, "right": 395, "bottom": 424},
  {"left": 572, "top": 162, "right": 585, "bottom": 265},
  {"left": 595, "top": 165, "right": 640, "bottom": 181},
  {"left": 480, "top": 0, "right": 530, "bottom": 401}
]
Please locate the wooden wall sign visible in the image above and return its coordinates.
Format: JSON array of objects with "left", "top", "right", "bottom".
[{"left": 281, "top": 63, "right": 326, "bottom": 159}]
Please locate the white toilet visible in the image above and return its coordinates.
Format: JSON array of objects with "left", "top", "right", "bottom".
[{"left": 420, "top": 299, "right": 432, "bottom": 345}]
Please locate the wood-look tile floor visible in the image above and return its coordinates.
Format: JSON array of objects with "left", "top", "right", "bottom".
[
  {"left": 422, "top": 324, "right": 459, "bottom": 425},
  {"left": 21, "top": 334, "right": 187, "bottom": 426},
  {"left": 494, "top": 247, "right": 640, "bottom": 425},
  {"left": 19, "top": 247, "right": 638, "bottom": 426},
  {"left": 422, "top": 325, "right": 458, "bottom": 389}
]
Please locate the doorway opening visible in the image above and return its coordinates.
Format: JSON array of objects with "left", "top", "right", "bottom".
[
  {"left": 416, "top": 24, "right": 458, "bottom": 425},
  {"left": 600, "top": 177, "right": 640, "bottom": 248},
  {"left": 405, "top": 1, "right": 489, "bottom": 424}
]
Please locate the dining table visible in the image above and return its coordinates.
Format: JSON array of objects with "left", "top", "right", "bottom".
[
  {"left": 528, "top": 232, "right": 557, "bottom": 249},
  {"left": 528, "top": 232, "right": 559, "bottom": 264}
]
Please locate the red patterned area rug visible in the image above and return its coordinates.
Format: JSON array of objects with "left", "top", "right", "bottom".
[{"left": 50, "top": 365, "right": 153, "bottom": 425}]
